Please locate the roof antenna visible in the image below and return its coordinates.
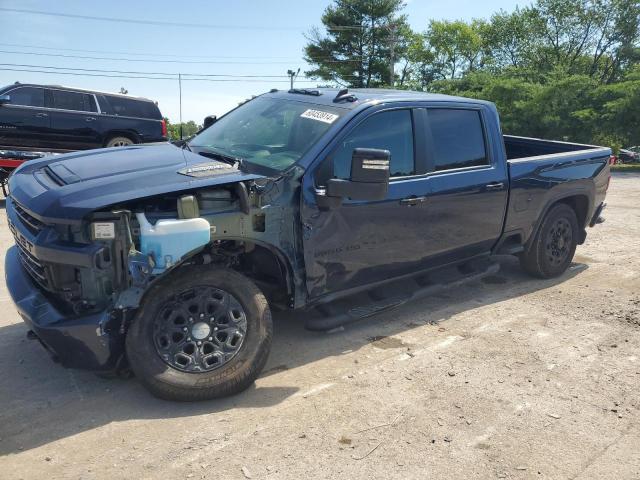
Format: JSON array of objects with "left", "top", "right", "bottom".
[{"left": 333, "top": 88, "right": 357, "bottom": 103}]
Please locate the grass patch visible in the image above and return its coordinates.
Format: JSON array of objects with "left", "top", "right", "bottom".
[{"left": 611, "top": 163, "right": 640, "bottom": 172}]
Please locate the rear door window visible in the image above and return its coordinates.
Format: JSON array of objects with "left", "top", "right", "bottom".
[
  {"left": 427, "top": 109, "right": 488, "bottom": 171},
  {"left": 7, "top": 87, "right": 44, "bottom": 107},
  {"left": 332, "top": 109, "right": 415, "bottom": 179},
  {"left": 48, "top": 90, "right": 97, "bottom": 112},
  {"left": 104, "top": 96, "right": 161, "bottom": 119}
]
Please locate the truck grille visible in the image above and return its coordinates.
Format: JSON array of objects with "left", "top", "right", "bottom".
[
  {"left": 13, "top": 202, "right": 45, "bottom": 235},
  {"left": 17, "top": 243, "right": 49, "bottom": 288},
  {"left": 8, "top": 220, "right": 50, "bottom": 289}
]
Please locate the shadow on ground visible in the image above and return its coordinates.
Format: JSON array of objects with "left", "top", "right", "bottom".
[{"left": 0, "top": 256, "right": 587, "bottom": 455}]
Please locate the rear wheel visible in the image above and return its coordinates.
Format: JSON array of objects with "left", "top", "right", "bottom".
[
  {"left": 520, "top": 203, "right": 579, "bottom": 278},
  {"left": 106, "top": 136, "right": 134, "bottom": 147},
  {"left": 126, "top": 265, "right": 272, "bottom": 401}
]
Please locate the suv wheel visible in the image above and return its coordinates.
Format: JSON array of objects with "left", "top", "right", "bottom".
[
  {"left": 126, "top": 265, "right": 272, "bottom": 401},
  {"left": 106, "top": 136, "right": 134, "bottom": 147},
  {"left": 520, "top": 203, "right": 579, "bottom": 278}
]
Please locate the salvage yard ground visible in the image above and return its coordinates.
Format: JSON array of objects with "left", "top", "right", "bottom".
[{"left": 1, "top": 173, "right": 639, "bottom": 480}]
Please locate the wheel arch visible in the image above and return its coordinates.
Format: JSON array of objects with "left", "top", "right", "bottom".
[
  {"left": 103, "top": 130, "right": 141, "bottom": 146},
  {"left": 528, "top": 192, "right": 592, "bottom": 248},
  {"left": 152, "top": 239, "right": 296, "bottom": 308},
  {"left": 234, "top": 240, "right": 296, "bottom": 307}
]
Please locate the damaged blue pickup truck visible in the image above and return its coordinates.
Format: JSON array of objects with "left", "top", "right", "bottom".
[{"left": 5, "top": 88, "right": 610, "bottom": 400}]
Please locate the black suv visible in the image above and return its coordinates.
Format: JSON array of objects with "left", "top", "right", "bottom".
[{"left": 0, "top": 83, "right": 167, "bottom": 151}]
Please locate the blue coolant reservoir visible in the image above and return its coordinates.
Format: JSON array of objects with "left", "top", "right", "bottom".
[{"left": 135, "top": 212, "right": 211, "bottom": 272}]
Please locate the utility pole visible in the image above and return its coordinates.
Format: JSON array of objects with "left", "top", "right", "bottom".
[
  {"left": 178, "top": 73, "right": 183, "bottom": 140},
  {"left": 388, "top": 23, "right": 396, "bottom": 88},
  {"left": 287, "top": 68, "right": 300, "bottom": 90}
]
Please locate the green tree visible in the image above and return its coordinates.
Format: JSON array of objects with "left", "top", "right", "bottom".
[
  {"left": 166, "top": 120, "right": 201, "bottom": 140},
  {"left": 304, "top": 0, "right": 410, "bottom": 87},
  {"left": 484, "top": 8, "right": 546, "bottom": 71}
]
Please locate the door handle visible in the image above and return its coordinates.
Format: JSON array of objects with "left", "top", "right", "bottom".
[
  {"left": 485, "top": 182, "right": 504, "bottom": 191},
  {"left": 85, "top": 117, "right": 97, "bottom": 122},
  {"left": 35, "top": 112, "right": 48, "bottom": 118},
  {"left": 400, "top": 195, "right": 428, "bottom": 206}
]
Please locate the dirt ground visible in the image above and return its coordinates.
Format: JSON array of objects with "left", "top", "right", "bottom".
[{"left": 0, "top": 173, "right": 638, "bottom": 480}]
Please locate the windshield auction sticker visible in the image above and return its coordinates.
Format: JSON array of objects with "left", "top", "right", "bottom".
[{"left": 300, "top": 109, "right": 339, "bottom": 124}]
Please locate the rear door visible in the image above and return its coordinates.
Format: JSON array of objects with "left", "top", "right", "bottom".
[
  {"left": 0, "top": 86, "right": 50, "bottom": 148},
  {"left": 416, "top": 105, "right": 508, "bottom": 261},
  {"left": 103, "top": 95, "right": 163, "bottom": 141},
  {"left": 45, "top": 89, "right": 102, "bottom": 150}
]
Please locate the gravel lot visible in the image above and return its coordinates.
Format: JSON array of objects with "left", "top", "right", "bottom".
[{"left": 0, "top": 173, "right": 638, "bottom": 480}]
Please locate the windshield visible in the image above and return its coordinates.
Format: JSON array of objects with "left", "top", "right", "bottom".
[{"left": 189, "top": 97, "right": 344, "bottom": 171}]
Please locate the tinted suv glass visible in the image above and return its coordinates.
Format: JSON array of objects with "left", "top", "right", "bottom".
[
  {"left": 8, "top": 87, "right": 44, "bottom": 107},
  {"left": 48, "top": 90, "right": 96, "bottom": 112},
  {"left": 104, "top": 95, "right": 161, "bottom": 119},
  {"left": 428, "top": 109, "right": 488, "bottom": 171},
  {"left": 333, "top": 109, "right": 415, "bottom": 179}
]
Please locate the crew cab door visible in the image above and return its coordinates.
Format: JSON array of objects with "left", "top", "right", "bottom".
[
  {"left": 417, "top": 106, "right": 508, "bottom": 260},
  {"left": 0, "top": 86, "right": 50, "bottom": 148},
  {"left": 45, "top": 89, "right": 102, "bottom": 150},
  {"left": 301, "top": 103, "right": 508, "bottom": 301},
  {"left": 301, "top": 106, "right": 434, "bottom": 299}
]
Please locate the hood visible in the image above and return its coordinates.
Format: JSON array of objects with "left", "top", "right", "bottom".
[{"left": 9, "top": 143, "right": 265, "bottom": 222}]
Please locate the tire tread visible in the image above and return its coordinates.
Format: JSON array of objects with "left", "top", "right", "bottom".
[
  {"left": 126, "top": 265, "right": 272, "bottom": 401},
  {"left": 519, "top": 203, "right": 578, "bottom": 279}
]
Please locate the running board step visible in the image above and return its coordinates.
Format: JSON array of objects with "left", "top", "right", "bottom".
[{"left": 305, "top": 258, "right": 500, "bottom": 331}]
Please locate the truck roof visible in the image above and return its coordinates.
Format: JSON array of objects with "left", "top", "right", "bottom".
[{"left": 264, "top": 87, "right": 496, "bottom": 110}]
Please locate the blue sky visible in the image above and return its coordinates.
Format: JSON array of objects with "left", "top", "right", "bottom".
[{"left": 0, "top": 0, "right": 523, "bottom": 123}]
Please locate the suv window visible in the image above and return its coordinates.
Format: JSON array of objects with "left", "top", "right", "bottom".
[
  {"left": 48, "top": 90, "right": 96, "bottom": 112},
  {"left": 428, "top": 109, "right": 488, "bottom": 171},
  {"left": 8, "top": 87, "right": 44, "bottom": 107},
  {"left": 333, "top": 109, "right": 415, "bottom": 179},
  {"left": 104, "top": 96, "right": 161, "bottom": 119}
]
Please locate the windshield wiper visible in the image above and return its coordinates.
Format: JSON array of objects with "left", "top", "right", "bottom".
[{"left": 196, "top": 149, "right": 244, "bottom": 169}]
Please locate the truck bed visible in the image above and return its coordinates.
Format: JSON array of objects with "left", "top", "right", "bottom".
[
  {"left": 504, "top": 135, "right": 607, "bottom": 161},
  {"left": 501, "top": 135, "right": 611, "bottom": 249}
]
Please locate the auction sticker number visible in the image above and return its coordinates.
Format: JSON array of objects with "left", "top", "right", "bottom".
[{"left": 300, "top": 109, "right": 339, "bottom": 124}]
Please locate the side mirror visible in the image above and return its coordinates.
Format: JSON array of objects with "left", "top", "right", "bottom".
[
  {"left": 317, "top": 148, "right": 390, "bottom": 209},
  {"left": 0, "top": 94, "right": 11, "bottom": 106},
  {"left": 203, "top": 115, "right": 217, "bottom": 129}
]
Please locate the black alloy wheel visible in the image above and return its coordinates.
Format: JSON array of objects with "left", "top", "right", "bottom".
[{"left": 153, "top": 286, "right": 247, "bottom": 373}]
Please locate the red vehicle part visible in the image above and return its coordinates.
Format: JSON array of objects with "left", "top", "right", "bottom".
[{"left": 0, "top": 158, "right": 26, "bottom": 169}]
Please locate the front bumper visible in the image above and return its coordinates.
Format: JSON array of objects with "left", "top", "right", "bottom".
[{"left": 5, "top": 246, "right": 124, "bottom": 371}]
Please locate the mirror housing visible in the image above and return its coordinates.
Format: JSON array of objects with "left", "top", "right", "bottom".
[
  {"left": 0, "top": 94, "right": 10, "bottom": 106},
  {"left": 203, "top": 115, "right": 217, "bottom": 129},
  {"left": 316, "top": 148, "right": 390, "bottom": 209}
]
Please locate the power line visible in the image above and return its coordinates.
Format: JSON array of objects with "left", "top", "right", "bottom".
[
  {"left": 0, "top": 67, "right": 323, "bottom": 83},
  {"left": 0, "top": 42, "right": 306, "bottom": 60},
  {"left": 0, "top": 63, "right": 291, "bottom": 79},
  {"left": 0, "top": 49, "right": 361, "bottom": 65},
  {"left": 0, "top": 63, "right": 360, "bottom": 80},
  {"left": 0, "top": 7, "right": 364, "bottom": 31},
  {"left": 0, "top": 49, "right": 297, "bottom": 65},
  {"left": 0, "top": 7, "right": 302, "bottom": 31}
]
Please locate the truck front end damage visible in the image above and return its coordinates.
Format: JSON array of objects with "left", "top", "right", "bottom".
[
  {"left": 5, "top": 160, "right": 302, "bottom": 373},
  {"left": 6, "top": 196, "right": 131, "bottom": 370}
]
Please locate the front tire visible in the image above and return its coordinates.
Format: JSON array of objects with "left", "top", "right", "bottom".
[
  {"left": 520, "top": 203, "right": 579, "bottom": 279},
  {"left": 126, "top": 265, "right": 272, "bottom": 401}
]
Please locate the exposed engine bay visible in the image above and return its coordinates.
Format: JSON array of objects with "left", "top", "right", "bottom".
[{"left": 53, "top": 175, "right": 299, "bottom": 323}]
